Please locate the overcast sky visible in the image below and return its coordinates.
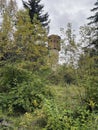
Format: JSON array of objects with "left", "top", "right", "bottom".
[{"left": 18, "top": 0, "right": 96, "bottom": 36}]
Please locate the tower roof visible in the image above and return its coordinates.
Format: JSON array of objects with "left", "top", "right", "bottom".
[
  {"left": 48, "top": 34, "right": 61, "bottom": 39},
  {"left": 48, "top": 34, "right": 61, "bottom": 51}
]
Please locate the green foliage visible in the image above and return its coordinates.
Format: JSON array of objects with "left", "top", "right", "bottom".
[
  {"left": 22, "top": 0, "right": 50, "bottom": 28},
  {"left": 42, "top": 99, "right": 98, "bottom": 130},
  {"left": 47, "top": 65, "right": 77, "bottom": 85},
  {"left": 0, "top": 64, "right": 32, "bottom": 92},
  {"left": 88, "top": 0, "right": 98, "bottom": 24},
  {"left": 0, "top": 1, "right": 98, "bottom": 129},
  {"left": 0, "top": 6, "right": 50, "bottom": 116},
  {"left": 0, "top": 85, "right": 98, "bottom": 129},
  {"left": 77, "top": 53, "right": 98, "bottom": 111},
  {"left": 14, "top": 10, "right": 49, "bottom": 71},
  {"left": 18, "top": 112, "right": 34, "bottom": 129},
  {"left": 0, "top": 74, "right": 45, "bottom": 114},
  {"left": 60, "top": 23, "right": 79, "bottom": 67},
  {"left": 88, "top": 0, "right": 98, "bottom": 53}
]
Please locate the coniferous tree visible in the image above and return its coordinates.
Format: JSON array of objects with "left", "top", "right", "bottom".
[
  {"left": 0, "top": 0, "right": 17, "bottom": 16},
  {"left": 80, "top": 0, "right": 98, "bottom": 109},
  {"left": 0, "top": 10, "right": 13, "bottom": 62},
  {"left": 60, "top": 23, "right": 80, "bottom": 67},
  {"left": 7, "top": 0, "right": 17, "bottom": 17},
  {"left": 0, "top": 0, "right": 7, "bottom": 15},
  {"left": 88, "top": 0, "right": 98, "bottom": 24},
  {"left": 88, "top": 0, "right": 98, "bottom": 51},
  {"left": 0, "top": 9, "right": 49, "bottom": 113},
  {"left": 0, "top": 0, "right": 18, "bottom": 63},
  {"left": 87, "top": 1, "right": 98, "bottom": 71},
  {"left": 22, "top": 0, "right": 50, "bottom": 28}
]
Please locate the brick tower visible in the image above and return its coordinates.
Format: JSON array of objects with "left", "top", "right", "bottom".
[{"left": 48, "top": 34, "right": 61, "bottom": 68}]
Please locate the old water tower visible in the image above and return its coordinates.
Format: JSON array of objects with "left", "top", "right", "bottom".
[{"left": 48, "top": 34, "right": 61, "bottom": 67}]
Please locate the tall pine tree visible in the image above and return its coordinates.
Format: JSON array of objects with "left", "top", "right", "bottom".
[
  {"left": 88, "top": 0, "right": 98, "bottom": 51},
  {"left": 83, "top": 0, "right": 98, "bottom": 109},
  {"left": 22, "top": 0, "right": 50, "bottom": 29},
  {"left": 88, "top": 0, "right": 98, "bottom": 24}
]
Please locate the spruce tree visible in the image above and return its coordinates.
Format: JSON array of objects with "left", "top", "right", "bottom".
[
  {"left": 22, "top": 0, "right": 50, "bottom": 28},
  {"left": 0, "top": 9, "right": 49, "bottom": 112},
  {"left": 14, "top": 9, "right": 48, "bottom": 71},
  {"left": 83, "top": 0, "right": 98, "bottom": 110},
  {"left": 88, "top": 0, "right": 98, "bottom": 24},
  {"left": 88, "top": 0, "right": 98, "bottom": 51}
]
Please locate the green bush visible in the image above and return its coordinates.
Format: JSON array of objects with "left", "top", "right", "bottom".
[
  {"left": 47, "top": 65, "right": 77, "bottom": 85},
  {"left": 0, "top": 64, "right": 32, "bottom": 92},
  {"left": 77, "top": 55, "right": 98, "bottom": 112},
  {"left": 0, "top": 63, "right": 55, "bottom": 115},
  {"left": 42, "top": 99, "right": 98, "bottom": 130},
  {"left": 0, "top": 73, "right": 46, "bottom": 115}
]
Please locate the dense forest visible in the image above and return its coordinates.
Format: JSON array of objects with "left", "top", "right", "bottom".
[{"left": 0, "top": 0, "right": 98, "bottom": 129}]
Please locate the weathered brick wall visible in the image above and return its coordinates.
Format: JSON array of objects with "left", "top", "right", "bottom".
[{"left": 48, "top": 35, "right": 61, "bottom": 51}]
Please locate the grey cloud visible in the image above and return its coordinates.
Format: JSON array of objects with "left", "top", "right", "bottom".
[
  {"left": 42, "top": 0, "right": 96, "bottom": 35},
  {"left": 19, "top": 0, "right": 96, "bottom": 35}
]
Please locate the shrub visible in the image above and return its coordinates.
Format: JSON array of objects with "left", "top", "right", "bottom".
[
  {"left": 42, "top": 99, "right": 98, "bottom": 130},
  {"left": 0, "top": 64, "right": 32, "bottom": 92},
  {"left": 0, "top": 74, "right": 46, "bottom": 115}
]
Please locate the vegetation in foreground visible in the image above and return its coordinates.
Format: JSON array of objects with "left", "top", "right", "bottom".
[
  {"left": 0, "top": 85, "right": 98, "bottom": 130},
  {"left": 0, "top": 0, "right": 98, "bottom": 129}
]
